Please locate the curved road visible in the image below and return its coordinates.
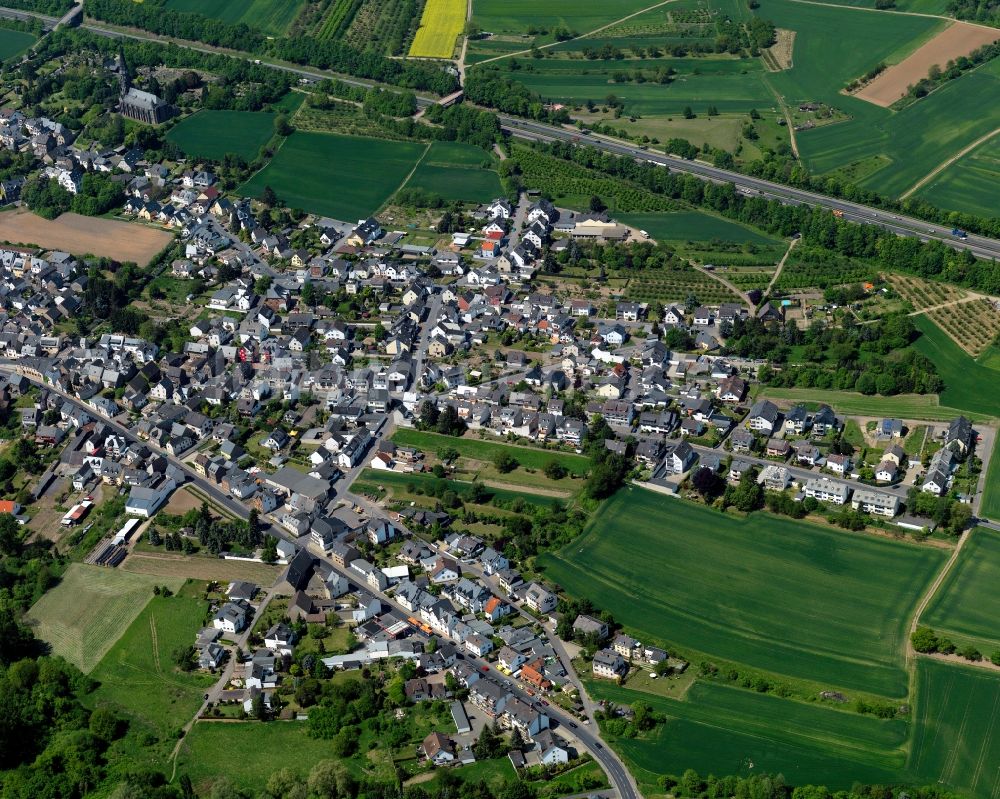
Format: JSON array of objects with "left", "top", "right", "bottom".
[{"left": 0, "top": 363, "right": 639, "bottom": 799}]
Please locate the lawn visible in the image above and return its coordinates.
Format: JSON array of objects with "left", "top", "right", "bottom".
[
  {"left": 241, "top": 132, "right": 426, "bottom": 220},
  {"left": 0, "top": 27, "right": 37, "bottom": 62},
  {"left": 24, "top": 564, "right": 184, "bottom": 673},
  {"left": 912, "top": 314, "right": 1000, "bottom": 419},
  {"left": 87, "top": 588, "right": 215, "bottom": 737},
  {"left": 167, "top": 110, "right": 275, "bottom": 162},
  {"left": 164, "top": 0, "right": 305, "bottom": 35},
  {"left": 908, "top": 660, "right": 1000, "bottom": 798},
  {"left": 539, "top": 488, "right": 946, "bottom": 696},
  {"left": 403, "top": 141, "right": 502, "bottom": 202},
  {"left": 619, "top": 211, "right": 781, "bottom": 246},
  {"left": 587, "top": 680, "right": 907, "bottom": 792},
  {"left": 392, "top": 428, "right": 590, "bottom": 473},
  {"left": 921, "top": 527, "right": 1000, "bottom": 650},
  {"left": 409, "top": 0, "right": 466, "bottom": 58}
]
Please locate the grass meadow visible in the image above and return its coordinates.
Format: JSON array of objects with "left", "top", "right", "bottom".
[
  {"left": 409, "top": 0, "right": 466, "bottom": 58},
  {"left": 164, "top": 0, "right": 305, "bottom": 34},
  {"left": 167, "top": 110, "right": 275, "bottom": 162},
  {"left": 760, "top": 387, "right": 992, "bottom": 422},
  {"left": 241, "top": 132, "right": 427, "bottom": 219},
  {"left": 391, "top": 428, "right": 590, "bottom": 473},
  {"left": 539, "top": 488, "right": 945, "bottom": 696},
  {"left": 0, "top": 28, "right": 36, "bottom": 62},
  {"left": 24, "top": 564, "right": 184, "bottom": 673},
  {"left": 912, "top": 314, "right": 1000, "bottom": 419},
  {"left": 587, "top": 680, "right": 907, "bottom": 791},
  {"left": 87, "top": 588, "right": 215, "bottom": 737},
  {"left": 619, "top": 211, "right": 782, "bottom": 245},
  {"left": 909, "top": 660, "right": 1000, "bottom": 798},
  {"left": 352, "top": 468, "right": 562, "bottom": 509},
  {"left": 177, "top": 722, "right": 341, "bottom": 793},
  {"left": 921, "top": 528, "right": 1000, "bottom": 651}
]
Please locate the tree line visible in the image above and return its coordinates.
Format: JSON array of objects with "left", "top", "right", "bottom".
[{"left": 521, "top": 140, "right": 1000, "bottom": 295}]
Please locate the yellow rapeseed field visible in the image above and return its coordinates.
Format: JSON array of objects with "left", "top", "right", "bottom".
[{"left": 408, "top": 0, "right": 465, "bottom": 58}]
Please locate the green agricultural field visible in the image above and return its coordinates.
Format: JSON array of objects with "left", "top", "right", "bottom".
[
  {"left": 512, "top": 59, "right": 773, "bottom": 116},
  {"left": 391, "top": 428, "right": 591, "bottom": 473},
  {"left": 761, "top": 387, "right": 990, "bottom": 422},
  {"left": 242, "top": 133, "right": 426, "bottom": 220},
  {"left": 921, "top": 528, "right": 1000, "bottom": 650},
  {"left": 540, "top": 488, "right": 945, "bottom": 696},
  {"left": 587, "top": 680, "right": 907, "bottom": 792},
  {"left": 619, "top": 211, "right": 781, "bottom": 245},
  {"left": 87, "top": 589, "right": 215, "bottom": 737},
  {"left": 0, "top": 27, "right": 36, "bottom": 61},
  {"left": 164, "top": 0, "right": 305, "bottom": 35},
  {"left": 24, "top": 564, "right": 183, "bottom": 673},
  {"left": 912, "top": 315, "right": 1000, "bottom": 419},
  {"left": 403, "top": 141, "right": 503, "bottom": 202},
  {"left": 915, "top": 133, "right": 1000, "bottom": 218},
  {"left": 167, "top": 110, "right": 275, "bottom": 162},
  {"left": 908, "top": 660, "right": 1000, "bottom": 798},
  {"left": 472, "top": 0, "right": 654, "bottom": 42},
  {"left": 767, "top": 0, "right": 1000, "bottom": 204},
  {"left": 981, "top": 436, "right": 1000, "bottom": 522}
]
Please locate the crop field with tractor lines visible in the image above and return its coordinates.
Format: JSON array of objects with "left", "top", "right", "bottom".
[{"left": 540, "top": 488, "right": 945, "bottom": 697}]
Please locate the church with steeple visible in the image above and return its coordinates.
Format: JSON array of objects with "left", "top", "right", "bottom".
[{"left": 113, "top": 51, "right": 172, "bottom": 125}]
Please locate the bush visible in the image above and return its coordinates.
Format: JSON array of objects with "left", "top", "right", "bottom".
[{"left": 493, "top": 451, "right": 518, "bottom": 473}]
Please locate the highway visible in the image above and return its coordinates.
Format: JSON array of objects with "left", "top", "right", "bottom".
[
  {"left": 499, "top": 117, "right": 1000, "bottom": 261},
  {"left": 7, "top": 3, "right": 1000, "bottom": 261}
]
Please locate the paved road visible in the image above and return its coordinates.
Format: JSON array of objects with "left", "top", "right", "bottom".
[
  {"left": 685, "top": 440, "right": 916, "bottom": 502},
  {"left": 0, "top": 365, "right": 637, "bottom": 799}
]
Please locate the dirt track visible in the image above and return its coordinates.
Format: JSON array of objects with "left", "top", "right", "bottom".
[
  {"left": 0, "top": 208, "right": 172, "bottom": 265},
  {"left": 856, "top": 22, "right": 1000, "bottom": 107}
]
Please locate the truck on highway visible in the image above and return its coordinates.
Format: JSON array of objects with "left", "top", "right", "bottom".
[{"left": 951, "top": 228, "right": 968, "bottom": 239}]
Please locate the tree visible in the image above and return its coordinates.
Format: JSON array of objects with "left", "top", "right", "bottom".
[
  {"left": 683, "top": 105, "right": 695, "bottom": 119},
  {"left": 691, "top": 466, "right": 721, "bottom": 497},
  {"left": 509, "top": 726, "right": 525, "bottom": 751},
  {"left": 473, "top": 722, "right": 505, "bottom": 759},
  {"left": 911, "top": 626, "right": 939, "bottom": 653},
  {"left": 544, "top": 459, "right": 568, "bottom": 480},
  {"left": 251, "top": 692, "right": 268, "bottom": 721},
  {"left": 588, "top": 194, "right": 607, "bottom": 213},
  {"left": 261, "top": 185, "right": 278, "bottom": 208},
  {"left": 172, "top": 645, "right": 196, "bottom": 672},
  {"left": 437, "top": 446, "right": 460, "bottom": 464},
  {"left": 494, "top": 451, "right": 518, "bottom": 473},
  {"left": 0, "top": 512, "right": 21, "bottom": 556}
]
